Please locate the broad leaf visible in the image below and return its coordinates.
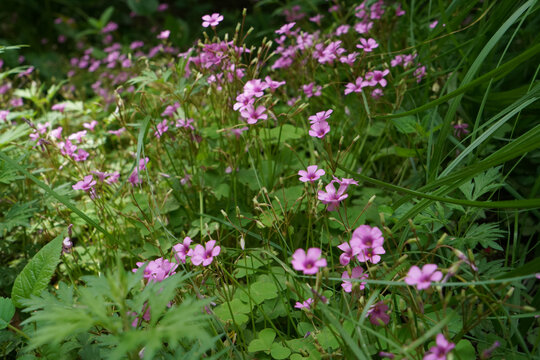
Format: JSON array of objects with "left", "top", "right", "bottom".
[
  {"left": 11, "top": 234, "right": 63, "bottom": 308},
  {"left": 0, "top": 297, "right": 15, "bottom": 329}
]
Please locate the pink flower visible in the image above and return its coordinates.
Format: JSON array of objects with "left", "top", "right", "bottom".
[
  {"left": 352, "top": 225, "right": 384, "bottom": 250},
  {"left": 405, "top": 264, "right": 443, "bottom": 290},
  {"left": 243, "top": 79, "right": 268, "bottom": 98},
  {"left": 302, "top": 82, "right": 322, "bottom": 98},
  {"left": 396, "top": 5, "right": 405, "bottom": 17},
  {"left": 108, "top": 128, "right": 126, "bottom": 136},
  {"left": 173, "top": 237, "right": 194, "bottom": 264},
  {"left": 191, "top": 240, "right": 221, "bottom": 266},
  {"left": 423, "top": 334, "right": 455, "bottom": 360},
  {"left": 157, "top": 30, "right": 170, "bottom": 39},
  {"left": 415, "top": 65, "right": 427, "bottom": 83},
  {"left": 298, "top": 165, "right": 325, "bottom": 183},
  {"left": 356, "top": 38, "right": 379, "bottom": 52},
  {"left": 83, "top": 120, "right": 98, "bottom": 131},
  {"left": 317, "top": 181, "right": 349, "bottom": 211},
  {"left": 176, "top": 118, "right": 195, "bottom": 130},
  {"left": 308, "top": 121, "right": 330, "bottom": 139},
  {"left": 229, "top": 126, "right": 249, "bottom": 139},
  {"left": 240, "top": 104, "right": 268, "bottom": 124},
  {"left": 403, "top": 53, "right": 417, "bottom": 68},
  {"left": 233, "top": 93, "right": 254, "bottom": 111},
  {"left": 294, "top": 298, "right": 313, "bottom": 310},
  {"left": 339, "top": 52, "right": 359, "bottom": 65},
  {"left": 335, "top": 25, "right": 350, "bottom": 36},
  {"left": 155, "top": 119, "right": 169, "bottom": 138},
  {"left": 68, "top": 130, "right": 87, "bottom": 143},
  {"left": 264, "top": 76, "right": 286, "bottom": 91},
  {"left": 161, "top": 102, "right": 180, "bottom": 117},
  {"left": 275, "top": 22, "right": 296, "bottom": 35},
  {"left": 133, "top": 258, "right": 178, "bottom": 283},
  {"left": 102, "top": 21, "right": 118, "bottom": 33},
  {"left": 337, "top": 238, "right": 361, "bottom": 266},
  {"left": 50, "top": 127, "right": 63, "bottom": 140},
  {"left": 429, "top": 20, "right": 439, "bottom": 29},
  {"left": 0, "top": 110, "right": 9, "bottom": 122},
  {"left": 106, "top": 171, "right": 120, "bottom": 184},
  {"left": 352, "top": 225, "right": 385, "bottom": 264},
  {"left": 308, "top": 109, "right": 333, "bottom": 123},
  {"left": 367, "top": 301, "right": 390, "bottom": 326},
  {"left": 130, "top": 41, "right": 144, "bottom": 50},
  {"left": 356, "top": 246, "right": 385, "bottom": 264},
  {"left": 309, "top": 14, "right": 323, "bottom": 25},
  {"left": 291, "top": 248, "right": 327, "bottom": 275},
  {"left": 51, "top": 103, "right": 66, "bottom": 112},
  {"left": 453, "top": 123, "right": 469, "bottom": 138},
  {"left": 341, "top": 266, "right": 368, "bottom": 292},
  {"left": 202, "top": 13, "right": 224, "bottom": 28},
  {"left": 129, "top": 170, "right": 142, "bottom": 186},
  {"left": 73, "top": 175, "right": 96, "bottom": 192},
  {"left": 364, "top": 69, "right": 390, "bottom": 87},
  {"left": 354, "top": 21, "right": 373, "bottom": 34},
  {"left": 372, "top": 89, "right": 383, "bottom": 99},
  {"left": 344, "top": 77, "right": 366, "bottom": 95},
  {"left": 391, "top": 55, "right": 403, "bottom": 67}
]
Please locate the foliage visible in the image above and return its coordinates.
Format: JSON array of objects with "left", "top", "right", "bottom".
[{"left": 0, "top": 0, "right": 539, "bottom": 359}]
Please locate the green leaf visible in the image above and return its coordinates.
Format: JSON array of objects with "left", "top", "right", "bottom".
[
  {"left": 248, "top": 328, "right": 276, "bottom": 353},
  {"left": 213, "top": 298, "right": 250, "bottom": 325},
  {"left": 270, "top": 342, "right": 291, "bottom": 359},
  {"left": 0, "top": 297, "right": 15, "bottom": 329},
  {"left": 454, "top": 339, "right": 476, "bottom": 358},
  {"left": 11, "top": 234, "right": 63, "bottom": 308},
  {"left": 236, "top": 280, "right": 278, "bottom": 304},
  {"left": 390, "top": 116, "right": 417, "bottom": 134},
  {"left": 264, "top": 124, "right": 303, "bottom": 143},
  {"left": 0, "top": 151, "right": 113, "bottom": 241}
]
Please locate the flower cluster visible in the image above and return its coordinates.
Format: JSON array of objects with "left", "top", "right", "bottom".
[
  {"left": 172, "top": 237, "right": 221, "bottom": 267},
  {"left": 308, "top": 109, "right": 332, "bottom": 139},
  {"left": 338, "top": 225, "right": 385, "bottom": 265},
  {"left": 232, "top": 77, "right": 284, "bottom": 124}
]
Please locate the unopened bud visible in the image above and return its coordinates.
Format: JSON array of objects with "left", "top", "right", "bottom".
[
  {"left": 220, "top": 209, "right": 228, "bottom": 217},
  {"left": 437, "top": 233, "right": 448, "bottom": 245},
  {"left": 240, "top": 235, "right": 245, "bottom": 250},
  {"left": 368, "top": 195, "right": 376, "bottom": 205}
]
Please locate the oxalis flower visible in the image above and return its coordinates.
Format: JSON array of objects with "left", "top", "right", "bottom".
[
  {"left": 367, "top": 301, "right": 390, "bottom": 326},
  {"left": 133, "top": 258, "right": 178, "bottom": 284},
  {"left": 423, "top": 334, "right": 455, "bottom": 360},
  {"left": 341, "top": 266, "right": 368, "bottom": 292},
  {"left": 291, "top": 248, "right": 327, "bottom": 275},
  {"left": 298, "top": 165, "right": 325, "bottom": 183},
  {"left": 405, "top": 264, "right": 443, "bottom": 290},
  {"left": 191, "top": 240, "right": 221, "bottom": 266},
  {"left": 173, "top": 237, "right": 194, "bottom": 264},
  {"left": 73, "top": 175, "right": 96, "bottom": 192},
  {"left": 240, "top": 104, "right": 268, "bottom": 124},
  {"left": 294, "top": 298, "right": 313, "bottom": 310},
  {"left": 202, "top": 13, "right": 223, "bottom": 28}
]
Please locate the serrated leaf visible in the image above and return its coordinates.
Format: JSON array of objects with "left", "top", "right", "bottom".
[
  {"left": 11, "top": 234, "right": 63, "bottom": 307},
  {"left": 0, "top": 297, "right": 15, "bottom": 329}
]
